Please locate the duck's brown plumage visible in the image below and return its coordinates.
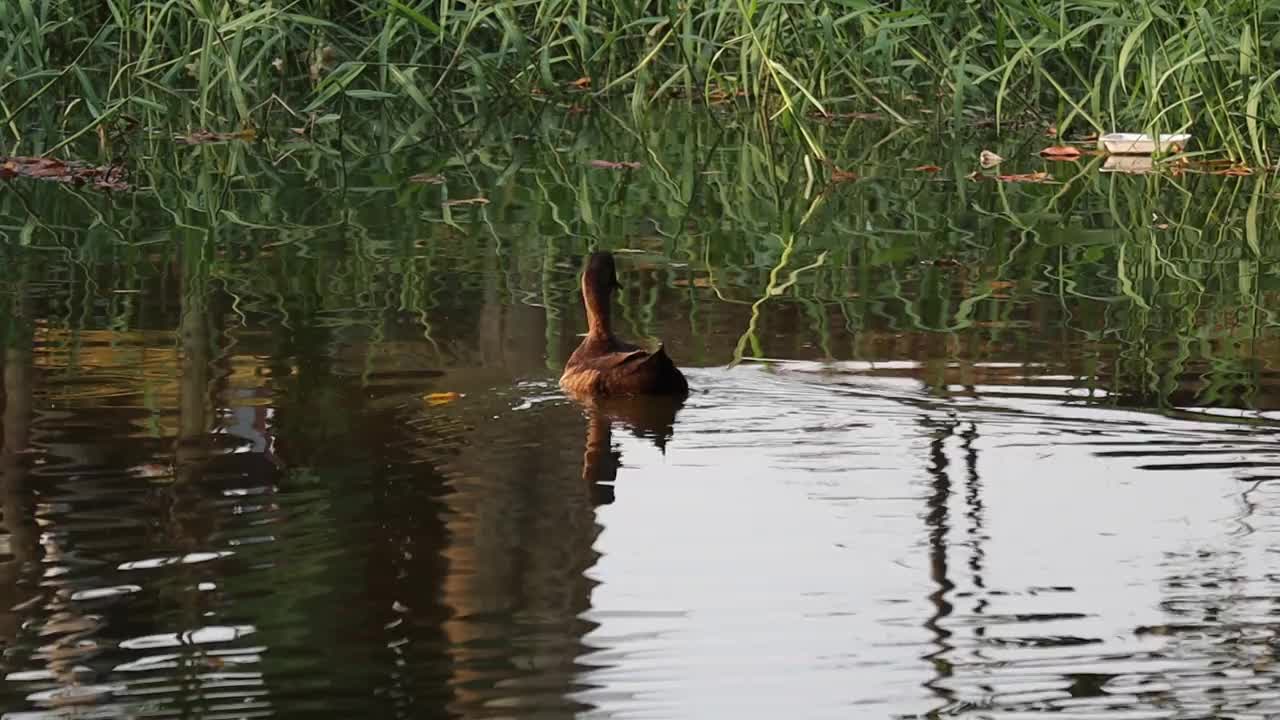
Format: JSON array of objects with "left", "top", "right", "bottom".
[{"left": 560, "top": 252, "right": 688, "bottom": 396}]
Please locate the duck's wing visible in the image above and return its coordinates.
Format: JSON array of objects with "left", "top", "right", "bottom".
[
  {"left": 561, "top": 345, "right": 648, "bottom": 395},
  {"left": 563, "top": 338, "right": 686, "bottom": 396},
  {"left": 594, "top": 348, "right": 651, "bottom": 370},
  {"left": 607, "top": 345, "right": 688, "bottom": 394}
]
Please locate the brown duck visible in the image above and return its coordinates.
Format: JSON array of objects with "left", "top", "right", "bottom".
[{"left": 560, "top": 252, "right": 688, "bottom": 396}]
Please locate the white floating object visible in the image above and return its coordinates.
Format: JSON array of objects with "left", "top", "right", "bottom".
[
  {"left": 1099, "top": 132, "right": 1191, "bottom": 155},
  {"left": 1100, "top": 155, "right": 1154, "bottom": 174}
]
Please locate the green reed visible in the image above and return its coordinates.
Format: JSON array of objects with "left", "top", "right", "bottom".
[{"left": 3, "top": 0, "right": 1279, "bottom": 164}]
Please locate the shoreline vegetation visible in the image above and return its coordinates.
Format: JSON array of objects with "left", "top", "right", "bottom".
[{"left": 2, "top": 1, "right": 1278, "bottom": 165}]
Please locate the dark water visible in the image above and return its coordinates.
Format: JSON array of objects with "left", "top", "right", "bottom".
[{"left": 3, "top": 109, "right": 1280, "bottom": 718}]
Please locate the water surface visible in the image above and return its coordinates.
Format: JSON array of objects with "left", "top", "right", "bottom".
[{"left": 2, "top": 108, "right": 1280, "bottom": 718}]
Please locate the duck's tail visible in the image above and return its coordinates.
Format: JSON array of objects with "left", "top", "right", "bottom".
[{"left": 636, "top": 344, "right": 688, "bottom": 395}]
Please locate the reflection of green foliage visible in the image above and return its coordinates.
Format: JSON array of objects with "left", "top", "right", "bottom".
[{"left": 1, "top": 106, "right": 1279, "bottom": 412}]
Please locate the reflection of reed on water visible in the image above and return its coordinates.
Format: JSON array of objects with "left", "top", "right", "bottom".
[{"left": 0, "top": 246, "right": 283, "bottom": 716}]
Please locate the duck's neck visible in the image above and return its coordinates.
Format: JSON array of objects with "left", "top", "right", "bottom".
[{"left": 584, "top": 281, "right": 613, "bottom": 340}]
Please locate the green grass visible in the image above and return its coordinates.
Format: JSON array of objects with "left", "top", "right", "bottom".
[{"left": 2, "top": 1, "right": 1280, "bottom": 162}]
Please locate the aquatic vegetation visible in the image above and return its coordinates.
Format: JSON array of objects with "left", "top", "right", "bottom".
[
  {"left": 3, "top": 1, "right": 1279, "bottom": 163},
  {"left": 1, "top": 106, "right": 1278, "bottom": 412}
]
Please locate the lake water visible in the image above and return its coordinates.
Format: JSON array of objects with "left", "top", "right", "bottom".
[{"left": 2, "top": 108, "right": 1280, "bottom": 719}]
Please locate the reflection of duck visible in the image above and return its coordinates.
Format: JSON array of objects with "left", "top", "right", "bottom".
[
  {"left": 560, "top": 252, "right": 688, "bottom": 396},
  {"left": 580, "top": 393, "right": 684, "bottom": 453},
  {"left": 573, "top": 392, "right": 685, "bottom": 505}
]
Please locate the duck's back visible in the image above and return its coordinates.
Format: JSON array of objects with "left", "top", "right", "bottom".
[{"left": 561, "top": 337, "right": 687, "bottom": 396}]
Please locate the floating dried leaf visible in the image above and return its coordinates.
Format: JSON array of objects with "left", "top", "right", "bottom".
[
  {"left": 0, "top": 156, "right": 129, "bottom": 191},
  {"left": 442, "top": 197, "right": 489, "bottom": 207},
  {"left": 911, "top": 164, "right": 942, "bottom": 173},
  {"left": 995, "top": 171, "right": 1053, "bottom": 183},
  {"left": 569, "top": 76, "right": 591, "bottom": 89},
  {"left": 1039, "top": 145, "right": 1082, "bottom": 160},
  {"left": 1213, "top": 165, "right": 1253, "bottom": 176},
  {"left": 704, "top": 88, "right": 734, "bottom": 104},
  {"left": 829, "top": 168, "right": 857, "bottom": 183},
  {"left": 588, "top": 160, "right": 642, "bottom": 170},
  {"left": 409, "top": 173, "right": 446, "bottom": 184},
  {"left": 979, "top": 150, "right": 1004, "bottom": 168}
]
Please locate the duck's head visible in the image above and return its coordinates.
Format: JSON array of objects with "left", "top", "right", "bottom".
[{"left": 583, "top": 251, "right": 623, "bottom": 298}]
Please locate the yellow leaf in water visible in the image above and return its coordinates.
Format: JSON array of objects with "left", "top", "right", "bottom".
[{"left": 425, "top": 392, "right": 463, "bottom": 406}]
